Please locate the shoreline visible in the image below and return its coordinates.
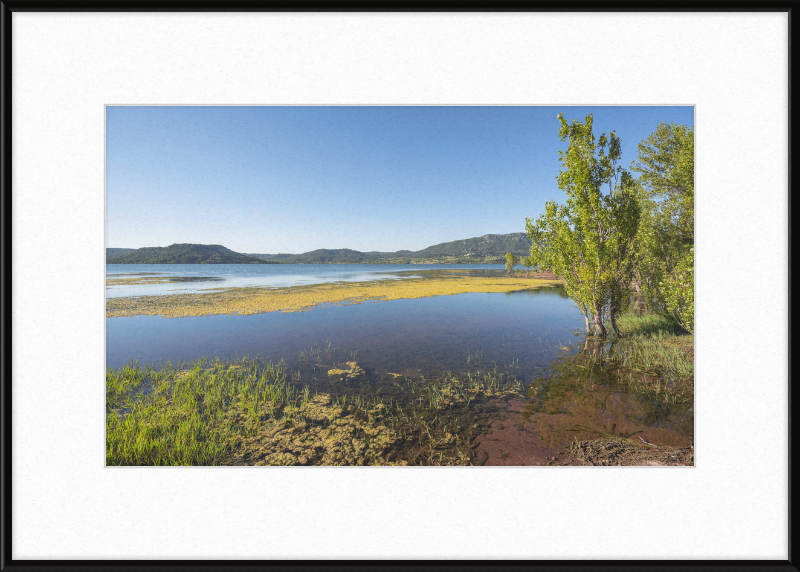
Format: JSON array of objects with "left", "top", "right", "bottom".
[{"left": 107, "top": 260, "right": 528, "bottom": 266}]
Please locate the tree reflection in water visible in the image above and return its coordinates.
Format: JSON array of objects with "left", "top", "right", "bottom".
[{"left": 521, "top": 336, "right": 693, "bottom": 450}]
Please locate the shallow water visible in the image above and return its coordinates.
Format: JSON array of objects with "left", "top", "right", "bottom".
[
  {"left": 522, "top": 344, "right": 694, "bottom": 448},
  {"left": 107, "top": 287, "right": 580, "bottom": 373}
]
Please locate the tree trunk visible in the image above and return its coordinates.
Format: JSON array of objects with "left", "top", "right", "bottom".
[
  {"left": 609, "top": 309, "right": 622, "bottom": 337},
  {"left": 630, "top": 278, "right": 647, "bottom": 312},
  {"left": 593, "top": 304, "right": 607, "bottom": 337},
  {"left": 608, "top": 282, "right": 623, "bottom": 337},
  {"left": 582, "top": 311, "right": 594, "bottom": 335},
  {"left": 583, "top": 337, "right": 604, "bottom": 356}
]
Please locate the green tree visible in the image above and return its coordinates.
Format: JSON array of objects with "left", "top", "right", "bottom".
[
  {"left": 505, "top": 252, "right": 518, "bottom": 276},
  {"left": 526, "top": 113, "right": 640, "bottom": 337},
  {"left": 631, "top": 122, "right": 694, "bottom": 245},
  {"left": 660, "top": 247, "right": 694, "bottom": 333},
  {"left": 629, "top": 122, "right": 694, "bottom": 330},
  {"left": 520, "top": 256, "right": 534, "bottom": 276}
]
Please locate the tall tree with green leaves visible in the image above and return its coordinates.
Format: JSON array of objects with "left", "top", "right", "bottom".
[
  {"left": 526, "top": 113, "right": 640, "bottom": 337},
  {"left": 505, "top": 252, "right": 518, "bottom": 276},
  {"left": 629, "top": 122, "right": 694, "bottom": 332},
  {"left": 632, "top": 122, "right": 694, "bottom": 245}
]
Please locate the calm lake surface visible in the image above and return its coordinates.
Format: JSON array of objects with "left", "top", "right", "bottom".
[{"left": 106, "top": 263, "right": 693, "bottom": 449}]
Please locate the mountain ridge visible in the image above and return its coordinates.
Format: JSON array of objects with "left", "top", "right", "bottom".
[
  {"left": 106, "top": 244, "right": 280, "bottom": 264},
  {"left": 245, "top": 233, "right": 532, "bottom": 264},
  {"left": 106, "top": 247, "right": 136, "bottom": 259},
  {"left": 106, "top": 233, "right": 533, "bottom": 264}
]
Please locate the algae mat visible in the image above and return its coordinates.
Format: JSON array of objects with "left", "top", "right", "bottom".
[{"left": 106, "top": 274, "right": 562, "bottom": 318}]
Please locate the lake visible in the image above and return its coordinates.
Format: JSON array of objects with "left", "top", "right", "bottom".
[{"left": 106, "top": 264, "right": 694, "bottom": 464}]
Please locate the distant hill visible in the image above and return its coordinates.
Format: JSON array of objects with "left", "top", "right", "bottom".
[
  {"left": 246, "top": 233, "right": 532, "bottom": 264},
  {"left": 106, "top": 233, "right": 533, "bottom": 265},
  {"left": 413, "top": 233, "right": 532, "bottom": 258},
  {"left": 106, "top": 248, "right": 136, "bottom": 260},
  {"left": 106, "top": 244, "right": 281, "bottom": 264}
]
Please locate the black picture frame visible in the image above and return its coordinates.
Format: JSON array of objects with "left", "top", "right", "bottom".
[{"left": 0, "top": 1, "right": 795, "bottom": 570}]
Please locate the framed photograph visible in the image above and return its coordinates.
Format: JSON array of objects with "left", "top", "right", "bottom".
[{"left": 2, "top": 2, "right": 792, "bottom": 567}]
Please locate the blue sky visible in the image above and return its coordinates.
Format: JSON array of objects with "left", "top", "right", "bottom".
[{"left": 106, "top": 106, "right": 694, "bottom": 254}]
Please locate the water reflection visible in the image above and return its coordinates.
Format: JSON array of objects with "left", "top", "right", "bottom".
[
  {"left": 504, "top": 287, "right": 569, "bottom": 298},
  {"left": 521, "top": 338, "right": 693, "bottom": 449},
  {"left": 106, "top": 287, "right": 584, "bottom": 376}
]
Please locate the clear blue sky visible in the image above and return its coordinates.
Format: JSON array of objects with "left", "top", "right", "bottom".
[{"left": 106, "top": 106, "right": 694, "bottom": 254}]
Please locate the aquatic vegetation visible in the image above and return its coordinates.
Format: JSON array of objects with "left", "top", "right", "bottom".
[
  {"left": 611, "top": 312, "right": 694, "bottom": 398},
  {"left": 106, "top": 353, "right": 527, "bottom": 466},
  {"left": 327, "top": 362, "right": 365, "bottom": 380},
  {"left": 230, "top": 394, "right": 408, "bottom": 466},
  {"left": 106, "top": 269, "right": 562, "bottom": 318},
  {"left": 106, "top": 356, "right": 300, "bottom": 465},
  {"left": 105, "top": 304, "right": 692, "bottom": 466}
]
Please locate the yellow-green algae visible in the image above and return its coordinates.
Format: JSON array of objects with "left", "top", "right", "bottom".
[
  {"left": 229, "top": 394, "right": 409, "bottom": 466},
  {"left": 106, "top": 272, "right": 561, "bottom": 318},
  {"left": 327, "top": 361, "right": 365, "bottom": 380}
]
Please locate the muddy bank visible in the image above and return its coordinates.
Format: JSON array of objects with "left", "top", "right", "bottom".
[
  {"left": 472, "top": 396, "right": 694, "bottom": 466},
  {"left": 472, "top": 399, "right": 563, "bottom": 466}
]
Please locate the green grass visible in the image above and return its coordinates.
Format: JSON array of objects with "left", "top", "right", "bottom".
[
  {"left": 615, "top": 312, "right": 689, "bottom": 338},
  {"left": 106, "top": 356, "right": 304, "bottom": 465},
  {"left": 526, "top": 311, "right": 694, "bottom": 413},
  {"left": 610, "top": 312, "right": 694, "bottom": 404}
]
